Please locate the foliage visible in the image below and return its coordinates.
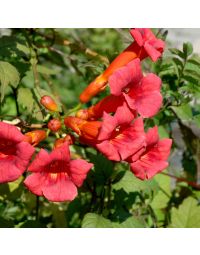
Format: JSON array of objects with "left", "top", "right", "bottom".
[{"left": 0, "top": 28, "right": 199, "bottom": 228}]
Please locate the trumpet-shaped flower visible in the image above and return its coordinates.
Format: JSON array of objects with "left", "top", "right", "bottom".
[
  {"left": 130, "top": 28, "right": 165, "bottom": 62},
  {"left": 24, "top": 143, "right": 93, "bottom": 202},
  {"left": 96, "top": 104, "right": 146, "bottom": 161},
  {"left": 128, "top": 126, "right": 172, "bottom": 180},
  {"left": 0, "top": 122, "right": 35, "bottom": 183}
]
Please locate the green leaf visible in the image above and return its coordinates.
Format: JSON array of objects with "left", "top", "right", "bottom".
[
  {"left": 113, "top": 171, "right": 158, "bottom": 195},
  {"left": 8, "top": 176, "right": 23, "bottom": 193},
  {"left": 170, "top": 104, "right": 193, "bottom": 121},
  {"left": 183, "top": 42, "right": 193, "bottom": 57},
  {"left": 170, "top": 197, "right": 200, "bottom": 228},
  {"left": 151, "top": 173, "right": 171, "bottom": 210},
  {"left": 168, "top": 48, "right": 184, "bottom": 59},
  {"left": 82, "top": 213, "right": 145, "bottom": 228},
  {"left": 17, "top": 87, "right": 34, "bottom": 113},
  {"left": 89, "top": 153, "right": 113, "bottom": 184},
  {"left": 193, "top": 114, "right": 200, "bottom": 128},
  {"left": 112, "top": 217, "right": 145, "bottom": 228},
  {"left": 37, "top": 65, "right": 60, "bottom": 75},
  {"left": 0, "top": 61, "right": 20, "bottom": 102},
  {"left": 82, "top": 213, "right": 113, "bottom": 228},
  {"left": 187, "top": 57, "right": 200, "bottom": 67},
  {"left": 158, "top": 126, "right": 170, "bottom": 139}
]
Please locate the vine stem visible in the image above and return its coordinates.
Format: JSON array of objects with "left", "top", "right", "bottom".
[{"left": 161, "top": 172, "right": 200, "bottom": 190}]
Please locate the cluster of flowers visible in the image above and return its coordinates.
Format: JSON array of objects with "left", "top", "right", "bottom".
[{"left": 0, "top": 28, "right": 172, "bottom": 203}]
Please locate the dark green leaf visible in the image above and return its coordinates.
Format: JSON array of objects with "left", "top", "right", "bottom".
[{"left": 183, "top": 42, "right": 193, "bottom": 57}]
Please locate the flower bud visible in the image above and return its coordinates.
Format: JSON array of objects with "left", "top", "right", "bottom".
[
  {"left": 24, "top": 130, "right": 46, "bottom": 146},
  {"left": 48, "top": 119, "right": 62, "bottom": 132},
  {"left": 54, "top": 134, "right": 75, "bottom": 148},
  {"left": 64, "top": 116, "right": 86, "bottom": 135},
  {"left": 75, "top": 109, "right": 89, "bottom": 120},
  {"left": 40, "top": 95, "right": 58, "bottom": 112}
]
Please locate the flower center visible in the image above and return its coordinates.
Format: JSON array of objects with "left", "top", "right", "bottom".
[
  {"left": 48, "top": 160, "right": 70, "bottom": 175},
  {"left": 0, "top": 139, "right": 17, "bottom": 159}
]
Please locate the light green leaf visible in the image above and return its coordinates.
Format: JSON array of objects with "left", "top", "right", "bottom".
[
  {"left": 17, "top": 87, "right": 34, "bottom": 113},
  {"left": 170, "top": 104, "right": 192, "bottom": 121},
  {"left": 8, "top": 176, "right": 23, "bottom": 193},
  {"left": 170, "top": 197, "right": 200, "bottom": 228},
  {"left": 82, "top": 213, "right": 145, "bottom": 228},
  {"left": 37, "top": 65, "right": 60, "bottom": 75},
  {"left": 193, "top": 114, "right": 200, "bottom": 128},
  {"left": 113, "top": 171, "right": 158, "bottom": 194},
  {"left": 112, "top": 217, "right": 145, "bottom": 228},
  {"left": 151, "top": 173, "right": 171, "bottom": 210},
  {"left": 0, "top": 61, "right": 20, "bottom": 102},
  {"left": 82, "top": 213, "right": 113, "bottom": 228}
]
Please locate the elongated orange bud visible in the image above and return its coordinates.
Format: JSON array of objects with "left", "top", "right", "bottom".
[
  {"left": 80, "top": 121, "right": 102, "bottom": 140},
  {"left": 40, "top": 95, "right": 58, "bottom": 112},
  {"left": 64, "top": 116, "right": 86, "bottom": 135},
  {"left": 80, "top": 28, "right": 165, "bottom": 103},
  {"left": 79, "top": 42, "right": 140, "bottom": 103},
  {"left": 64, "top": 116, "right": 101, "bottom": 140},
  {"left": 48, "top": 119, "right": 62, "bottom": 132},
  {"left": 24, "top": 130, "right": 46, "bottom": 146}
]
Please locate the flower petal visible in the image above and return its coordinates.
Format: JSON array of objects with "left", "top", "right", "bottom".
[
  {"left": 0, "top": 158, "right": 22, "bottom": 183},
  {"left": 114, "top": 101, "right": 135, "bottom": 125},
  {"left": 144, "top": 42, "right": 162, "bottom": 62},
  {"left": 15, "top": 142, "right": 35, "bottom": 173},
  {"left": 70, "top": 159, "right": 93, "bottom": 187},
  {"left": 43, "top": 173, "right": 78, "bottom": 202},
  {"left": 146, "top": 126, "right": 159, "bottom": 147},
  {"left": 125, "top": 74, "right": 162, "bottom": 117},
  {"left": 109, "top": 58, "right": 142, "bottom": 96},
  {"left": 96, "top": 140, "right": 120, "bottom": 161},
  {"left": 0, "top": 121, "right": 24, "bottom": 143},
  {"left": 130, "top": 29, "right": 144, "bottom": 46},
  {"left": 130, "top": 159, "right": 169, "bottom": 180},
  {"left": 24, "top": 172, "right": 46, "bottom": 196},
  {"left": 28, "top": 149, "right": 50, "bottom": 172},
  {"left": 97, "top": 112, "right": 118, "bottom": 141}
]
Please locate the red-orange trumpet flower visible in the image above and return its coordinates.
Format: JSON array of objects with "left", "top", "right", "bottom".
[{"left": 79, "top": 28, "right": 165, "bottom": 103}]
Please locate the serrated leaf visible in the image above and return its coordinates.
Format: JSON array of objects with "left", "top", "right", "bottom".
[
  {"left": 170, "top": 197, "right": 200, "bottom": 227},
  {"left": 17, "top": 87, "right": 34, "bottom": 113},
  {"left": 0, "top": 61, "right": 20, "bottom": 102},
  {"left": 150, "top": 173, "right": 171, "bottom": 210},
  {"left": 112, "top": 217, "right": 145, "bottom": 228},
  {"left": 82, "top": 213, "right": 113, "bottom": 228},
  {"left": 170, "top": 104, "right": 193, "bottom": 121},
  {"left": 113, "top": 171, "right": 158, "bottom": 194}
]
